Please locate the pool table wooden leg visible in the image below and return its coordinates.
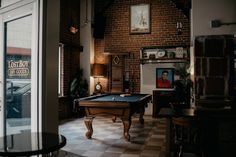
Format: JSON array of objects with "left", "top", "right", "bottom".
[
  {"left": 112, "top": 116, "right": 117, "bottom": 122},
  {"left": 122, "top": 118, "right": 131, "bottom": 141},
  {"left": 84, "top": 117, "right": 94, "bottom": 139},
  {"left": 139, "top": 106, "right": 145, "bottom": 124}
]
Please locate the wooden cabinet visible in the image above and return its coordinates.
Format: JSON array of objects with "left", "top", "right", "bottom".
[
  {"left": 194, "top": 35, "right": 234, "bottom": 108},
  {"left": 153, "top": 90, "right": 174, "bottom": 117},
  {"left": 108, "top": 53, "right": 129, "bottom": 93}
]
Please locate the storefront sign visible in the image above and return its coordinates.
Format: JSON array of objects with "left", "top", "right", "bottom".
[{"left": 6, "top": 55, "right": 31, "bottom": 79}]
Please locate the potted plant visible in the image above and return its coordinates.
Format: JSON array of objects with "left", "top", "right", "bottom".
[
  {"left": 70, "top": 68, "right": 88, "bottom": 98},
  {"left": 173, "top": 63, "right": 193, "bottom": 108},
  {"left": 69, "top": 68, "right": 88, "bottom": 117}
]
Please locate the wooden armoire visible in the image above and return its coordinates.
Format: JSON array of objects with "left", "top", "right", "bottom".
[{"left": 194, "top": 35, "right": 234, "bottom": 108}]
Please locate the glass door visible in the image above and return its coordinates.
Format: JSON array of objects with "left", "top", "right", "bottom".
[{"left": 0, "top": 1, "right": 39, "bottom": 136}]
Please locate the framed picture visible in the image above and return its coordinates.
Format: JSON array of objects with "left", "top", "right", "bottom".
[
  {"left": 130, "top": 4, "right": 150, "bottom": 34},
  {"left": 156, "top": 68, "right": 174, "bottom": 89}
]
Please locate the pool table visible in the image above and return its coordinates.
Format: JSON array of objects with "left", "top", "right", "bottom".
[{"left": 78, "top": 93, "right": 151, "bottom": 141}]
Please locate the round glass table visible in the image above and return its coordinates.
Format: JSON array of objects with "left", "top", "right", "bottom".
[{"left": 0, "top": 132, "right": 66, "bottom": 156}]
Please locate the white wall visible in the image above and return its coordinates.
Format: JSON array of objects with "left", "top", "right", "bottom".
[
  {"left": 140, "top": 63, "right": 175, "bottom": 115},
  {"left": 80, "top": 0, "right": 94, "bottom": 95},
  {"left": 1, "top": 0, "right": 21, "bottom": 7},
  {"left": 192, "top": 0, "right": 236, "bottom": 38}
]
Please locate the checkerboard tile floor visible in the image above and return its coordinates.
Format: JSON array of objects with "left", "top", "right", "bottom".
[{"left": 59, "top": 115, "right": 166, "bottom": 157}]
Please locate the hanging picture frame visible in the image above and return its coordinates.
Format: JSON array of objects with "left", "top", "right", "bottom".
[
  {"left": 156, "top": 68, "right": 175, "bottom": 89},
  {"left": 130, "top": 4, "right": 150, "bottom": 34}
]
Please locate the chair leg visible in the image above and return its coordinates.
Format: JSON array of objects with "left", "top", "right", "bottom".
[
  {"left": 173, "top": 146, "right": 178, "bottom": 157},
  {"left": 173, "top": 144, "right": 183, "bottom": 157},
  {"left": 178, "top": 145, "right": 183, "bottom": 157},
  {"left": 174, "top": 145, "right": 183, "bottom": 157}
]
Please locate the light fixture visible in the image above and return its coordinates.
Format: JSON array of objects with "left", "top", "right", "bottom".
[
  {"left": 176, "top": 21, "right": 183, "bottom": 35},
  {"left": 69, "top": 26, "right": 78, "bottom": 34},
  {"left": 91, "top": 63, "right": 106, "bottom": 93},
  {"left": 211, "top": 19, "right": 236, "bottom": 28},
  {"left": 69, "top": 10, "right": 79, "bottom": 34}
]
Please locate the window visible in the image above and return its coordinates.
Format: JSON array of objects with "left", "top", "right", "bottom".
[{"left": 58, "top": 43, "right": 64, "bottom": 96}]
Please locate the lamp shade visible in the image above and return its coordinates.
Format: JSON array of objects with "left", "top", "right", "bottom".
[{"left": 92, "top": 63, "right": 106, "bottom": 77}]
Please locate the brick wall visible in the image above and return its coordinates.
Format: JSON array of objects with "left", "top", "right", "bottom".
[
  {"left": 59, "top": 0, "right": 81, "bottom": 119},
  {"left": 60, "top": 0, "right": 81, "bottom": 96},
  {"left": 94, "top": 0, "right": 190, "bottom": 92}
]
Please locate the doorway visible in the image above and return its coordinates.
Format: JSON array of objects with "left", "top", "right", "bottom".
[{"left": 0, "top": 0, "right": 40, "bottom": 136}]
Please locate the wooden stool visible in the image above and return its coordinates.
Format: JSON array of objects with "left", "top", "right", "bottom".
[{"left": 172, "top": 117, "right": 203, "bottom": 157}]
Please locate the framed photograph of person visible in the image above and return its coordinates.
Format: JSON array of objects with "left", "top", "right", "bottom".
[
  {"left": 130, "top": 4, "right": 150, "bottom": 34},
  {"left": 156, "top": 68, "right": 174, "bottom": 89}
]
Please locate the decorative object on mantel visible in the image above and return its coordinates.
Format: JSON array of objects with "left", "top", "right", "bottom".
[
  {"left": 175, "top": 47, "right": 184, "bottom": 58},
  {"left": 167, "top": 51, "right": 175, "bottom": 58},
  {"left": 91, "top": 63, "right": 106, "bottom": 93},
  {"left": 149, "top": 54, "right": 156, "bottom": 59},
  {"left": 143, "top": 52, "right": 148, "bottom": 58},
  {"left": 140, "top": 45, "right": 189, "bottom": 64},
  {"left": 157, "top": 49, "right": 166, "bottom": 58}
]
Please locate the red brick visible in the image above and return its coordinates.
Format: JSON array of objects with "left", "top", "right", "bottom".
[{"left": 94, "top": 0, "right": 190, "bottom": 93}]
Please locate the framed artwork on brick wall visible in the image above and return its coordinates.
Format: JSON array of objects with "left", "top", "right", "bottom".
[{"left": 130, "top": 4, "right": 150, "bottom": 34}]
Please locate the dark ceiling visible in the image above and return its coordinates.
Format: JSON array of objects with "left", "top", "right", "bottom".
[
  {"left": 94, "top": 0, "right": 191, "bottom": 19},
  {"left": 171, "top": 0, "right": 191, "bottom": 18}
]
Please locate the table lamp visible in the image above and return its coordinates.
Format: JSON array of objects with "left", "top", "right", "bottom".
[{"left": 92, "top": 63, "right": 106, "bottom": 93}]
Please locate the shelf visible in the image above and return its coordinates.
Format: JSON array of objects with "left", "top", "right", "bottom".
[
  {"left": 140, "top": 58, "right": 189, "bottom": 64},
  {"left": 140, "top": 45, "right": 190, "bottom": 64}
]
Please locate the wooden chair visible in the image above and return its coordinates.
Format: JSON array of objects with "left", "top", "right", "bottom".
[{"left": 172, "top": 117, "right": 203, "bottom": 157}]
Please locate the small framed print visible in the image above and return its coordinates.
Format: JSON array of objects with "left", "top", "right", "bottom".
[{"left": 130, "top": 4, "right": 150, "bottom": 34}]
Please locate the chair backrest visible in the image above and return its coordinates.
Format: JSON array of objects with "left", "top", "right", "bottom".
[{"left": 172, "top": 117, "right": 200, "bottom": 145}]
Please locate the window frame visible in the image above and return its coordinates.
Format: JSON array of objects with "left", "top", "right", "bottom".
[{"left": 58, "top": 43, "right": 64, "bottom": 96}]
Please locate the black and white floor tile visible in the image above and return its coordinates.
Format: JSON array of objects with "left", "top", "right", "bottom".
[{"left": 59, "top": 115, "right": 166, "bottom": 157}]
